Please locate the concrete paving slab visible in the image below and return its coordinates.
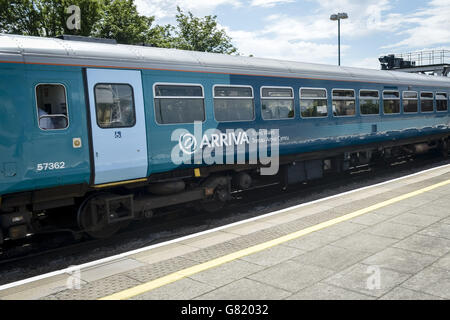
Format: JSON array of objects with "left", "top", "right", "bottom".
[
  {"left": 418, "top": 223, "right": 450, "bottom": 240},
  {"left": 349, "top": 212, "right": 390, "bottom": 226},
  {"left": 330, "top": 232, "right": 398, "bottom": 253},
  {"left": 0, "top": 274, "right": 87, "bottom": 300},
  {"left": 180, "top": 231, "right": 240, "bottom": 249},
  {"left": 79, "top": 258, "right": 146, "bottom": 283},
  {"left": 323, "top": 263, "right": 411, "bottom": 298},
  {"left": 362, "top": 247, "right": 438, "bottom": 274},
  {"left": 393, "top": 234, "right": 450, "bottom": 257},
  {"left": 314, "top": 221, "right": 367, "bottom": 239},
  {"left": 406, "top": 204, "right": 450, "bottom": 218},
  {"left": 379, "top": 287, "right": 443, "bottom": 300},
  {"left": 189, "top": 260, "right": 264, "bottom": 288},
  {"left": 286, "top": 283, "right": 373, "bottom": 300},
  {"left": 293, "top": 245, "right": 371, "bottom": 271},
  {"left": 362, "top": 221, "right": 420, "bottom": 240},
  {"left": 132, "top": 278, "right": 215, "bottom": 300},
  {"left": 195, "top": 278, "right": 291, "bottom": 300},
  {"left": 282, "top": 232, "right": 342, "bottom": 252},
  {"left": 131, "top": 243, "right": 199, "bottom": 264},
  {"left": 240, "top": 245, "right": 305, "bottom": 267},
  {"left": 433, "top": 254, "right": 450, "bottom": 270},
  {"left": 372, "top": 203, "right": 417, "bottom": 217},
  {"left": 247, "top": 260, "right": 334, "bottom": 293},
  {"left": 402, "top": 267, "right": 450, "bottom": 299},
  {"left": 224, "top": 221, "right": 274, "bottom": 236},
  {"left": 387, "top": 213, "right": 442, "bottom": 228},
  {"left": 43, "top": 274, "right": 141, "bottom": 300}
]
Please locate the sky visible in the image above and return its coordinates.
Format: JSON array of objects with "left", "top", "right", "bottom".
[{"left": 134, "top": 0, "right": 450, "bottom": 70}]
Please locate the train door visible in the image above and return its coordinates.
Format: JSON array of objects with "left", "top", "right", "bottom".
[{"left": 86, "top": 69, "right": 148, "bottom": 185}]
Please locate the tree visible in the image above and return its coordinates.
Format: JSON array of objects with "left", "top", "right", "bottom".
[
  {"left": 93, "top": 0, "right": 159, "bottom": 45},
  {"left": 0, "top": 1, "right": 238, "bottom": 54},
  {"left": 0, "top": 0, "right": 103, "bottom": 37},
  {"left": 170, "top": 7, "right": 237, "bottom": 54}
]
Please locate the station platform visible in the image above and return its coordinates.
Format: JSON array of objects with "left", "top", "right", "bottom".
[{"left": 2, "top": 165, "right": 450, "bottom": 300}]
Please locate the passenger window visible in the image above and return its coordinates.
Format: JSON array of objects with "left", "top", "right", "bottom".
[
  {"left": 300, "top": 88, "right": 328, "bottom": 118},
  {"left": 359, "top": 90, "right": 380, "bottom": 115},
  {"left": 383, "top": 90, "right": 400, "bottom": 114},
  {"left": 437, "top": 92, "right": 448, "bottom": 112},
  {"left": 421, "top": 92, "right": 434, "bottom": 112},
  {"left": 214, "top": 86, "right": 254, "bottom": 122},
  {"left": 403, "top": 91, "right": 418, "bottom": 113},
  {"left": 154, "top": 84, "right": 205, "bottom": 124},
  {"left": 36, "top": 84, "right": 69, "bottom": 130},
  {"left": 332, "top": 89, "right": 355, "bottom": 116},
  {"left": 95, "top": 84, "right": 136, "bottom": 128},
  {"left": 261, "top": 87, "right": 294, "bottom": 120}
]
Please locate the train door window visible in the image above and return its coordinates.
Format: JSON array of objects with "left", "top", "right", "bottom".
[
  {"left": 403, "top": 91, "right": 418, "bottom": 113},
  {"left": 332, "top": 89, "right": 355, "bottom": 116},
  {"left": 95, "top": 84, "right": 136, "bottom": 128},
  {"left": 383, "top": 90, "right": 400, "bottom": 114},
  {"left": 359, "top": 90, "right": 380, "bottom": 115},
  {"left": 436, "top": 92, "right": 448, "bottom": 112},
  {"left": 300, "top": 88, "right": 328, "bottom": 118},
  {"left": 154, "top": 84, "right": 205, "bottom": 124},
  {"left": 261, "top": 87, "right": 294, "bottom": 120},
  {"left": 420, "top": 92, "right": 434, "bottom": 112},
  {"left": 213, "top": 85, "right": 254, "bottom": 122},
  {"left": 35, "top": 84, "right": 69, "bottom": 130}
]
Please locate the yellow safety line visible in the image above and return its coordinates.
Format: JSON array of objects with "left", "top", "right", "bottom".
[
  {"left": 93, "top": 178, "right": 148, "bottom": 189},
  {"left": 99, "top": 178, "right": 450, "bottom": 300}
]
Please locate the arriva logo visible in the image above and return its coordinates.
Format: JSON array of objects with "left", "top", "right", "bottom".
[
  {"left": 171, "top": 122, "right": 285, "bottom": 175},
  {"left": 179, "top": 131, "right": 250, "bottom": 154}
]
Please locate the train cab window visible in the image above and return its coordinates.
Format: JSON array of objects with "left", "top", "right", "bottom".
[
  {"left": 403, "top": 91, "right": 418, "bottom": 113},
  {"left": 154, "top": 84, "right": 205, "bottom": 124},
  {"left": 95, "top": 84, "right": 136, "bottom": 128},
  {"left": 213, "top": 86, "right": 254, "bottom": 122},
  {"left": 420, "top": 92, "right": 434, "bottom": 112},
  {"left": 436, "top": 92, "right": 448, "bottom": 112},
  {"left": 332, "top": 89, "right": 355, "bottom": 116},
  {"left": 261, "top": 87, "right": 294, "bottom": 120},
  {"left": 300, "top": 88, "right": 328, "bottom": 118},
  {"left": 359, "top": 90, "right": 380, "bottom": 115},
  {"left": 36, "top": 84, "right": 69, "bottom": 130},
  {"left": 383, "top": 90, "right": 400, "bottom": 114}
]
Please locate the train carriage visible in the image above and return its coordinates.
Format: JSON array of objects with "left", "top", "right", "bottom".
[{"left": 1, "top": 34, "right": 450, "bottom": 243}]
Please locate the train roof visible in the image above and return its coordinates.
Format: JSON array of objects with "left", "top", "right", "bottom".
[{"left": 2, "top": 33, "right": 450, "bottom": 88}]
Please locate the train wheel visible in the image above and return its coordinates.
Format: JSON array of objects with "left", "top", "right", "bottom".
[
  {"left": 77, "top": 193, "right": 126, "bottom": 239},
  {"left": 198, "top": 185, "right": 229, "bottom": 213}
]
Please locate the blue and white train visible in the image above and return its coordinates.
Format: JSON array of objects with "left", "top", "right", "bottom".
[{"left": 1, "top": 34, "right": 450, "bottom": 241}]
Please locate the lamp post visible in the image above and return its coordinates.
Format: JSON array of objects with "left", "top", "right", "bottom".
[{"left": 330, "top": 12, "right": 348, "bottom": 66}]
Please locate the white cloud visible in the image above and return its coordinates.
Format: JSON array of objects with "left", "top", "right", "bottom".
[
  {"left": 135, "top": 0, "right": 242, "bottom": 20},
  {"left": 250, "top": 0, "right": 294, "bottom": 8},
  {"left": 382, "top": 0, "right": 450, "bottom": 50}
]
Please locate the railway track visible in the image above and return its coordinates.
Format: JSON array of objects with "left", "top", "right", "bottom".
[{"left": 1, "top": 152, "right": 449, "bottom": 285}]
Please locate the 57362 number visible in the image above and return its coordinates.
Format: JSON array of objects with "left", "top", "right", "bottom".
[{"left": 37, "top": 162, "right": 66, "bottom": 171}]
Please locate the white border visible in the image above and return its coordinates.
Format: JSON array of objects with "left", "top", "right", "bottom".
[{"left": 1, "top": 163, "right": 450, "bottom": 292}]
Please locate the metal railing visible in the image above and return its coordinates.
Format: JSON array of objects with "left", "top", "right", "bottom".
[{"left": 394, "top": 50, "right": 450, "bottom": 67}]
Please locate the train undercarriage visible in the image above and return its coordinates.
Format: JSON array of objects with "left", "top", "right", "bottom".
[{"left": 1, "top": 133, "right": 449, "bottom": 246}]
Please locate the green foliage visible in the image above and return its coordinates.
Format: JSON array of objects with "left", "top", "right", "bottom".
[
  {"left": 169, "top": 6, "right": 237, "bottom": 54},
  {"left": 93, "top": 0, "right": 157, "bottom": 44},
  {"left": 0, "top": 1, "right": 238, "bottom": 54}
]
